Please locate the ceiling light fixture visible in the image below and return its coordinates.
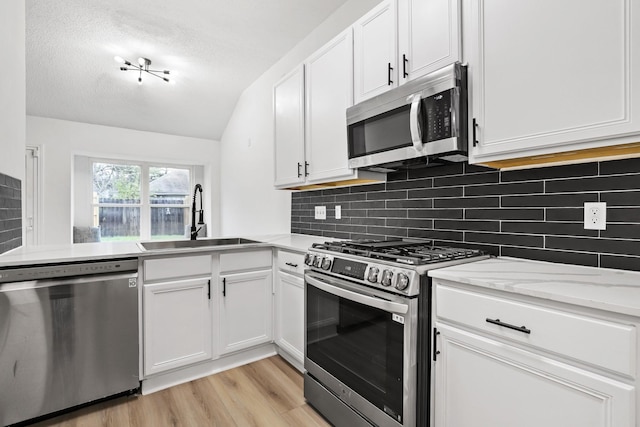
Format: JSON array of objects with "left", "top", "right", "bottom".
[{"left": 114, "top": 56, "right": 174, "bottom": 85}]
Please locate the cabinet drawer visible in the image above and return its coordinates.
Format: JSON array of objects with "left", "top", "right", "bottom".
[
  {"left": 435, "top": 282, "right": 637, "bottom": 377},
  {"left": 277, "top": 250, "right": 305, "bottom": 276},
  {"left": 220, "top": 249, "right": 272, "bottom": 272},
  {"left": 144, "top": 255, "right": 212, "bottom": 282}
]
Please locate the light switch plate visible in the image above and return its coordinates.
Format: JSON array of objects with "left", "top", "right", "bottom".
[
  {"left": 315, "top": 206, "right": 326, "bottom": 220},
  {"left": 335, "top": 205, "right": 341, "bottom": 219},
  {"left": 584, "top": 202, "right": 606, "bottom": 230}
]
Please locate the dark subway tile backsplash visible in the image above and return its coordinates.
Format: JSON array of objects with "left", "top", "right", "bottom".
[
  {"left": 291, "top": 158, "right": 640, "bottom": 272},
  {"left": 0, "top": 172, "right": 22, "bottom": 254}
]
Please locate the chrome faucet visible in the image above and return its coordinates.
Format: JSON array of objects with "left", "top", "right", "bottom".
[{"left": 190, "top": 184, "right": 204, "bottom": 240}]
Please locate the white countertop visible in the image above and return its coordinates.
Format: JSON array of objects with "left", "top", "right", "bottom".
[
  {"left": 429, "top": 257, "right": 640, "bottom": 317},
  {"left": 0, "top": 234, "right": 327, "bottom": 267},
  {"left": 0, "top": 241, "right": 142, "bottom": 266},
  {"left": 250, "top": 233, "right": 330, "bottom": 253}
]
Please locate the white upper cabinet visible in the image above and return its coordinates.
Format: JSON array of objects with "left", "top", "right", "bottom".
[
  {"left": 273, "top": 65, "right": 305, "bottom": 188},
  {"left": 273, "top": 28, "right": 383, "bottom": 189},
  {"left": 354, "top": 0, "right": 398, "bottom": 103},
  {"left": 305, "top": 28, "right": 355, "bottom": 184},
  {"left": 397, "top": 0, "right": 461, "bottom": 84},
  {"left": 354, "top": 0, "right": 461, "bottom": 103},
  {"left": 467, "top": 0, "right": 640, "bottom": 168}
]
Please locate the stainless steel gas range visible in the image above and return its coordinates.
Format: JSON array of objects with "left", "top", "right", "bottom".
[{"left": 303, "top": 239, "right": 489, "bottom": 427}]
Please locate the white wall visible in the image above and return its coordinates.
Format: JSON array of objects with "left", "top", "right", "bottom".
[
  {"left": 27, "top": 116, "right": 220, "bottom": 245},
  {"left": 0, "top": 0, "right": 26, "bottom": 181},
  {"left": 219, "top": 0, "right": 381, "bottom": 236}
]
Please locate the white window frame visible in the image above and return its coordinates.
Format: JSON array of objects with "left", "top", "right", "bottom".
[{"left": 90, "top": 157, "right": 194, "bottom": 241}]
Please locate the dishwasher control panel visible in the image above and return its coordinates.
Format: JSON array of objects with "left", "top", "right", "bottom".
[{"left": 0, "top": 258, "right": 138, "bottom": 283}]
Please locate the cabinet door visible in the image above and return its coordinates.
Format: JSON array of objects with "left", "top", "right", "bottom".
[
  {"left": 433, "top": 323, "right": 635, "bottom": 427},
  {"left": 274, "top": 65, "right": 306, "bottom": 188},
  {"left": 353, "top": 0, "right": 398, "bottom": 103},
  {"left": 305, "top": 27, "right": 356, "bottom": 183},
  {"left": 275, "top": 270, "right": 304, "bottom": 364},
  {"left": 397, "top": 0, "right": 460, "bottom": 83},
  {"left": 468, "top": 0, "right": 640, "bottom": 163},
  {"left": 143, "top": 277, "right": 212, "bottom": 376},
  {"left": 219, "top": 269, "right": 273, "bottom": 354}
]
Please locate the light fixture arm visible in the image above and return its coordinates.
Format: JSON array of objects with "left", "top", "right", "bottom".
[{"left": 114, "top": 56, "right": 173, "bottom": 84}]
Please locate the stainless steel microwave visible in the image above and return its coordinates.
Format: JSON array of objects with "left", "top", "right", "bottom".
[{"left": 347, "top": 62, "right": 468, "bottom": 171}]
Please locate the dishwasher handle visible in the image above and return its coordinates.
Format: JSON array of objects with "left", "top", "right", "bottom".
[{"left": 0, "top": 271, "right": 138, "bottom": 292}]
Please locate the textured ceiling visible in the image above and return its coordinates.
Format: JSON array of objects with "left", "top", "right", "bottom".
[{"left": 26, "top": 0, "right": 349, "bottom": 140}]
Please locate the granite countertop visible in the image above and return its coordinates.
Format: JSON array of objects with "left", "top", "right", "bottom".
[
  {"left": 429, "top": 257, "right": 640, "bottom": 317},
  {"left": 0, "top": 233, "right": 328, "bottom": 268}
]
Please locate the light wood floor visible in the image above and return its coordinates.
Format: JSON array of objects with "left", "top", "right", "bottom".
[{"left": 31, "top": 356, "right": 331, "bottom": 427}]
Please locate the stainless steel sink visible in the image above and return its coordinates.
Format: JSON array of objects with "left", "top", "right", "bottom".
[{"left": 139, "top": 237, "right": 261, "bottom": 251}]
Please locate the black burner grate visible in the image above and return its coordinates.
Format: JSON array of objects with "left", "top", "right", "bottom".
[{"left": 312, "top": 239, "right": 483, "bottom": 265}]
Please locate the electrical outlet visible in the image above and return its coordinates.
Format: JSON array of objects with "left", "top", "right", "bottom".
[
  {"left": 315, "top": 206, "right": 326, "bottom": 220},
  {"left": 584, "top": 202, "right": 607, "bottom": 230},
  {"left": 335, "top": 205, "right": 341, "bottom": 219}
]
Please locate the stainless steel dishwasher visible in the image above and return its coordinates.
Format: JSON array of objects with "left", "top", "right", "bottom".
[{"left": 0, "top": 258, "right": 140, "bottom": 426}]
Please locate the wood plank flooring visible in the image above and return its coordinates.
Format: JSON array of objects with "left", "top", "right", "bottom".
[{"left": 31, "top": 356, "right": 331, "bottom": 427}]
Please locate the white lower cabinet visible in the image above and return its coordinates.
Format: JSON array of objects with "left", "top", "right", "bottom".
[
  {"left": 143, "top": 275, "right": 212, "bottom": 377},
  {"left": 218, "top": 249, "right": 273, "bottom": 355},
  {"left": 432, "top": 279, "right": 637, "bottom": 427},
  {"left": 275, "top": 271, "right": 304, "bottom": 361},
  {"left": 433, "top": 323, "right": 634, "bottom": 427},
  {"left": 274, "top": 250, "right": 305, "bottom": 370}
]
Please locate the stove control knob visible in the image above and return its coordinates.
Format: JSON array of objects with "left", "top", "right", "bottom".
[
  {"left": 381, "top": 270, "right": 393, "bottom": 287},
  {"left": 396, "top": 273, "right": 410, "bottom": 291},
  {"left": 304, "top": 253, "right": 314, "bottom": 266},
  {"left": 321, "top": 257, "right": 332, "bottom": 270},
  {"left": 367, "top": 267, "right": 380, "bottom": 283},
  {"left": 314, "top": 256, "right": 323, "bottom": 268}
]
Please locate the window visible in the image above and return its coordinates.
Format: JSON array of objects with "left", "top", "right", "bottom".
[{"left": 90, "top": 160, "right": 193, "bottom": 241}]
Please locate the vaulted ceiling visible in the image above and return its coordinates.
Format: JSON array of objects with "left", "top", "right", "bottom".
[{"left": 26, "top": 0, "right": 349, "bottom": 140}]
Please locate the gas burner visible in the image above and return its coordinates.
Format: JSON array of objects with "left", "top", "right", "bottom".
[
  {"left": 306, "top": 238, "right": 489, "bottom": 297},
  {"left": 312, "top": 239, "right": 482, "bottom": 266}
]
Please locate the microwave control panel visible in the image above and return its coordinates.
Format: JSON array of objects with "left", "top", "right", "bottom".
[{"left": 424, "top": 89, "right": 454, "bottom": 142}]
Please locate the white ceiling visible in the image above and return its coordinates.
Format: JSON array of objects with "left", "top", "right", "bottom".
[{"left": 26, "top": 0, "right": 349, "bottom": 140}]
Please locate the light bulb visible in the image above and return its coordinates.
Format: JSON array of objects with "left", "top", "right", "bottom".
[
  {"left": 114, "top": 56, "right": 124, "bottom": 64},
  {"left": 138, "top": 57, "right": 145, "bottom": 66}
]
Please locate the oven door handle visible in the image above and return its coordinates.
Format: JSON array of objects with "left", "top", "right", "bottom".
[{"left": 306, "top": 274, "right": 409, "bottom": 315}]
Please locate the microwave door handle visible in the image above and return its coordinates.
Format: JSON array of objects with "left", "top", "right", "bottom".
[
  {"left": 451, "top": 87, "right": 460, "bottom": 138},
  {"left": 410, "top": 94, "right": 423, "bottom": 151}
]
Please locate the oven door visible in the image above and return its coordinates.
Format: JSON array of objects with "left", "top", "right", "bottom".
[{"left": 304, "top": 271, "right": 417, "bottom": 427}]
